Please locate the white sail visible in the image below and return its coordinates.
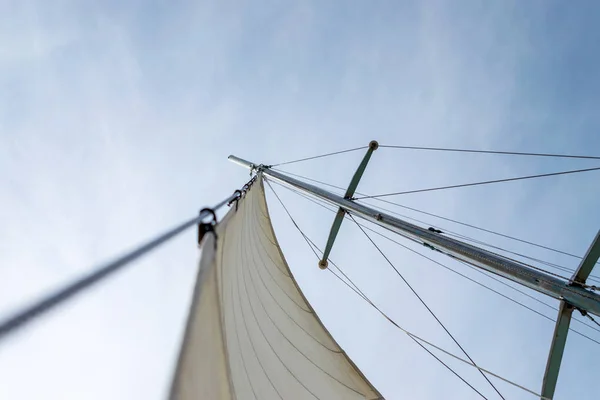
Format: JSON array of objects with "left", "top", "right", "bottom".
[{"left": 170, "top": 175, "right": 382, "bottom": 400}]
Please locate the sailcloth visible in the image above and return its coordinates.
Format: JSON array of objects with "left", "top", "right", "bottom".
[{"left": 170, "top": 174, "right": 383, "bottom": 400}]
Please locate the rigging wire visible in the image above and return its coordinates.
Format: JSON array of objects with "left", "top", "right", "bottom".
[
  {"left": 363, "top": 222, "right": 600, "bottom": 342},
  {"left": 348, "top": 213, "right": 506, "bottom": 399},
  {"left": 326, "top": 268, "right": 490, "bottom": 400},
  {"left": 270, "top": 146, "right": 367, "bottom": 167},
  {"left": 358, "top": 189, "right": 597, "bottom": 283},
  {"left": 266, "top": 180, "right": 489, "bottom": 399},
  {"left": 312, "top": 245, "right": 491, "bottom": 400},
  {"left": 364, "top": 197, "right": 598, "bottom": 265},
  {"left": 360, "top": 195, "right": 600, "bottom": 272},
  {"left": 443, "top": 231, "right": 600, "bottom": 286},
  {"left": 240, "top": 199, "right": 364, "bottom": 398},
  {"left": 378, "top": 145, "right": 600, "bottom": 160},
  {"left": 359, "top": 200, "right": 600, "bottom": 285},
  {"left": 268, "top": 167, "right": 600, "bottom": 305},
  {"left": 268, "top": 179, "right": 600, "bottom": 343},
  {"left": 271, "top": 168, "right": 600, "bottom": 271},
  {"left": 582, "top": 312, "right": 600, "bottom": 329},
  {"left": 264, "top": 180, "right": 366, "bottom": 297},
  {"left": 359, "top": 197, "right": 600, "bottom": 286},
  {"left": 0, "top": 191, "right": 244, "bottom": 342},
  {"left": 353, "top": 166, "right": 600, "bottom": 199},
  {"left": 265, "top": 179, "right": 550, "bottom": 400},
  {"left": 271, "top": 168, "right": 347, "bottom": 193},
  {"left": 271, "top": 167, "right": 600, "bottom": 282}
]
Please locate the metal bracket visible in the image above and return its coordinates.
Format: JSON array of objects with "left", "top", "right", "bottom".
[
  {"left": 197, "top": 208, "right": 217, "bottom": 247},
  {"left": 228, "top": 190, "right": 243, "bottom": 211},
  {"left": 318, "top": 140, "right": 378, "bottom": 269}
]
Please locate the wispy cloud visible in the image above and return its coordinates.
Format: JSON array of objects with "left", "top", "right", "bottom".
[{"left": 1, "top": 1, "right": 599, "bottom": 399}]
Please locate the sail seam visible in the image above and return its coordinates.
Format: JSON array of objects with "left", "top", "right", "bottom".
[
  {"left": 241, "top": 227, "right": 364, "bottom": 397},
  {"left": 233, "top": 218, "right": 284, "bottom": 399},
  {"left": 237, "top": 201, "right": 322, "bottom": 399},
  {"left": 226, "top": 210, "right": 259, "bottom": 399},
  {"left": 244, "top": 237, "right": 343, "bottom": 353},
  {"left": 263, "top": 176, "right": 383, "bottom": 399},
  {"left": 243, "top": 204, "right": 343, "bottom": 353},
  {"left": 218, "top": 227, "right": 239, "bottom": 400}
]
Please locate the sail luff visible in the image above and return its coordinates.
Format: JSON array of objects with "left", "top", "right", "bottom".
[
  {"left": 171, "top": 175, "right": 382, "bottom": 399},
  {"left": 259, "top": 174, "right": 384, "bottom": 399},
  {"left": 169, "top": 232, "right": 233, "bottom": 399}
]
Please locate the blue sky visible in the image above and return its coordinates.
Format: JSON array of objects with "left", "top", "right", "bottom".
[{"left": 1, "top": 1, "right": 599, "bottom": 399}]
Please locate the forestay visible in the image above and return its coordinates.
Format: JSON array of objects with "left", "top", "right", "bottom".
[{"left": 170, "top": 174, "right": 382, "bottom": 400}]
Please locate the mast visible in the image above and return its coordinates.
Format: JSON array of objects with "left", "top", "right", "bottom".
[
  {"left": 230, "top": 153, "right": 600, "bottom": 399},
  {"left": 229, "top": 155, "right": 600, "bottom": 316}
]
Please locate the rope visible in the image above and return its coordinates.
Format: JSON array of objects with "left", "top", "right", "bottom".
[
  {"left": 348, "top": 214, "right": 506, "bottom": 400},
  {"left": 266, "top": 180, "right": 550, "bottom": 400},
  {"left": 379, "top": 144, "right": 600, "bottom": 160},
  {"left": 354, "top": 166, "right": 600, "bottom": 199},
  {"left": 0, "top": 187, "right": 246, "bottom": 342},
  {"left": 270, "top": 146, "right": 366, "bottom": 167}
]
